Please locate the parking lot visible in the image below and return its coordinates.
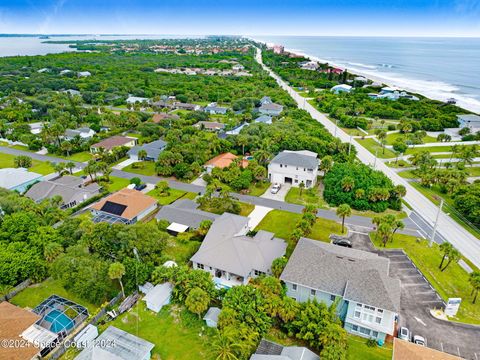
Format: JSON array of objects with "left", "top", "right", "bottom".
[{"left": 347, "top": 229, "right": 480, "bottom": 359}]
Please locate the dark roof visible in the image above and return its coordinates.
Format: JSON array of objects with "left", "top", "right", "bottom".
[
  {"left": 128, "top": 139, "right": 167, "bottom": 160},
  {"left": 155, "top": 199, "right": 219, "bottom": 228},
  {"left": 101, "top": 201, "right": 127, "bottom": 216},
  {"left": 270, "top": 150, "right": 319, "bottom": 169},
  {"left": 280, "top": 238, "right": 401, "bottom": 312}
]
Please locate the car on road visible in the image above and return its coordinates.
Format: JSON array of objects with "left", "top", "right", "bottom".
[
  {"left": 399, "top": 327, "right": 410, "bottom": 341},
  {"left": 413, "top": 335, "right": 426, "bottom": 346},
  {"left": 332, "top": 238, "right": 352, "bottom": 248},
  {"left": 270, "top": 183, "right": 281, "bottom": 194}
]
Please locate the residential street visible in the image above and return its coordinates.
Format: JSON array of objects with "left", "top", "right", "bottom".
[
  {"left": 0, "top": 145, "right": 422, "bottom": 237},
  {"left": 255, "top": 47, "right": 480, "bottom": 268}
]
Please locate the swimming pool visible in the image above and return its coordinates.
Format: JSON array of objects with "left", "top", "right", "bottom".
[{"left": 44, "top": 309, "right": 74, "bottom": 333}]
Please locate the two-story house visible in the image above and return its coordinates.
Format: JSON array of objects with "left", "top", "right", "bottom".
[
  {"left": 280, "top": 238, "right": 400, "bottom": 343},
  {"left": 190, "top": 213, "right": 287, "bottom": 289},
  {"left": 268, "top": 150, "right": 319, "bottom": 188}
]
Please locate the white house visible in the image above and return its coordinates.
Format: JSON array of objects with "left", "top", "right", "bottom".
[
  {"left": 143, "top": 283, "right": 173, "bottom": 313},
  {"left": 77, "top": 71, "right": 91, "bottom": 77},
  {"left": 0, "top": 168, "right": 43, "bottom": 193},
  {"left": 126, "top": 96, "right": 150, "bottom": 104},
  {"left": 190, "top": 213, "right": 287, "bottom": 289},
  {"left": 64, "top": 127, "right": 95, "bottom": 140},
  {"left": 268, "top": 150, "right": 319, "bottom": 188},
  {"left": 331, "top": 84, "right": 352, "bottom": 94},
  {"left": 281, "top": 238, "right": 400, "bottom": 343}
]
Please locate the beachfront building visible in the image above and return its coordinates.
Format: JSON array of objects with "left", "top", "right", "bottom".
[
  {"left": 90, "top": 188, "right": 158, "bottom": 224},
  {"left": 190, "top": 213, "right": 287, "bottom": 288},
  {"left": 0, "top": 168, "right": 43, "bottom": 193},
  {"left": 90, "top": 135, "right": 137, "bottom": 153},
  {"left": 268, "top": 150, "right": 319, "bottom": 188},
  {"left": 457, "top": 114, "right": 480, "bottom": 131},
  {"left": 280, "top": 238, "right": 400, "bottom": 343},
  {"left": 331, "top": 84, "right": 352, "bottom": 94},
  {"left": 128, "top": 139, "right": 167, "bottom": 161}
]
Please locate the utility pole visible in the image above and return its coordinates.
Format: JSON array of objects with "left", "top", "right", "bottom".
[
  {"left": 374, "top": 149, "right": 378, "bottom": 168},
  {"left": 430, "top": 199, "right": 444, "bottom": 247},
  {"left": 348, "top": 135, "right": 353, "bottom": 155}
]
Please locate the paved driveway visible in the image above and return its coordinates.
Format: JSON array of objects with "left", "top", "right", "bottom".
[
  {"left": 347, "top": 230, "right": 480, "bottom": 359},
  {"left": 260, "top": 183, "right": 291, "bottom": 201},
  {"left": 248, "top": 205, "right": 273, "bottom": 229}
]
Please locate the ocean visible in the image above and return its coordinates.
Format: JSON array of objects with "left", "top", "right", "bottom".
[
  {"left": 0, "top": 35, "right": 479, "bottom": 113},
  {"left": 253, "top": 36, "right": 480, "bottom": 113}
]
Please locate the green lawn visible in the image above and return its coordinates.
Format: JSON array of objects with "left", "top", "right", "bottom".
[
  {"left": 347, "top": 335, "right": 392, "bottom": 360},
  {"left": 61, "top": 151, "right": 92, "bottom": 162},
  {"left": 101, "top": 303, "right": 214, "bottom": 360},
  {"left": 147, "top": 188, "right": 197, "bottom": 205},
  {"left": 248, "top": 181, "right": 270, "bottom": 196},
  {"left": 0, "top": 152, "right": 53, "bottom": 175},
  {"left": 398, "top": 170, "right": 418, "bottom": 179},
  {"left": 385, "top": 132, "right": 437, "bottom": 145},
  {"left": 101, "top": 176, "right": 131, "bottom": 192},
  {"left": 255, "top": 210, "right": 344, "bottom": 254},
  {"left": 370, "top": 233, "right": 480, "bottom": 325},
  {"left": 355, "top": 138, "right": 397, "bottom": 158},
  {"left": 285, "top": 185, "right": 328, "bottom": 209},
  {"left": 10, "top": 278, "right": 98, "bottom": 314},
  {"left": 123, "top": 161, "right": 156, "bottom": 176},
  {"left": 405, "top": 144, "right": 478, "bottom": 155}
]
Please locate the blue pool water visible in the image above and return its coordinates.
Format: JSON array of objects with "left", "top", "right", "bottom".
[{"left": 45, "top": 309, "right": 74, "bottom": 333}]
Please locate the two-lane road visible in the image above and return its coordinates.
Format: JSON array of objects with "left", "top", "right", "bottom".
[{"left": 255, "top": 47, "right": 480, "bottom": 267}]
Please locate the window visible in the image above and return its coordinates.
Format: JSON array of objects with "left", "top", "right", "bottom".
[
  {"left": 330, "top": 294, "right": 336, "bottom": 301},
  {"left": 375, "top": 317, "right": 382, "bottom": 324},
  {"left": 377, "top": 309, "right": 384, "bottom": 314},
  {"left": 296, "top": 167, "right": 298, "bottom": 170},
  {"left": 352, "top": 325, "right": 358, "bottom": 331},
  {"left": 294, "top": 179, "right": 298, "bottom": 183},
  {"left": 254, "top": 270, "right": 265, "bottom": 276},
  {"left": 356, "top": 303, "right": 362, "bottom": 309},
  {"left": 197, "top": 263, "right": 204, "bottom": 269},
  {"left": 310, "top": 289, "right": 316, "bottom": 296},
  {"left": 372, "top": 331, "right": 379, "bottom": 338},
  {"left": 354, "top": 311, "right": 361, "bottom": 318},
  {"left": 292, "top": 284, "right": 297, "bottom": 291},
  {"left": 360, "top": 327, "right": 371, "bottom": 336},
  {"left": 280, "top": 164, "right": 283, "bottom": 168},
  {"left": 285, "top": 165, "right": 287, "bottom": 168}
]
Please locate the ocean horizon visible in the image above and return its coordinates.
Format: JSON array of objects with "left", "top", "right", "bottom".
[
  {"left": 252, "top": 36, "right": 480, "bottom": 114},
  {"left": 0, "top": 34, "right": 479, "bottom": 113}
]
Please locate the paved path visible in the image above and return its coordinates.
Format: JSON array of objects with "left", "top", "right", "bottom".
[
  {"left": 112, "top": 158, "right": 136, "bottom": 170},
  {"left": 248, "top": 205, "right": 273, "bottom": 229},
  {"left": 255, "top": 47, "right": 480, "bottom": 267}
]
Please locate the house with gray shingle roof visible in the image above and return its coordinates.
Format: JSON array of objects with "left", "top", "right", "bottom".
[
  {"left": 190, "top": 213, "right": 287, "bottom": 289},
  {"left": 258, "top": 102, "right": 284, "bottom": 116},
  {"left": 155, "top": 199, "right": 218, "bottom": 231},
  {"left": 280, "top": 238, "right": 401, "bottom": 343},
  {"left": 128, "top": 139, "right": 167, "bottom": 161},
  {"left": 64, "top": 127, "right": 95, "bottom": 141},
  {"left": 251, "top": 339, "right": 319, "bottom": 360},
  {"left": 268, "top": 150, "right": 319, "bottom": 188}
]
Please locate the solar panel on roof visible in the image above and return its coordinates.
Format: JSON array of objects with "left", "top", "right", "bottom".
[{"left": 100, "top": 201, "right": 127, "bottom": 216}]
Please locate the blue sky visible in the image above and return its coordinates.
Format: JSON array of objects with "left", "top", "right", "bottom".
[{"left": 1, "top": 0, "right": 479, "bottom": 36}]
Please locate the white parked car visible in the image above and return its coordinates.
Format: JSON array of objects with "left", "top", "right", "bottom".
[
  {"left": 399, "top": 327, "right": 410, "bottom": 341},
  {"left": 270, "top": 183, "right": 281, "bottom": 194},
  {"left": 413, "top": 335, "right": 426, "bottom": 346}
]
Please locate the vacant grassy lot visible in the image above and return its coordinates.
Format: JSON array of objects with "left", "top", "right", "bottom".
[
  {"left": 101, "top": 176, "right": 131, "bottom": 192},
  {"left": 122, "top": 161, "right": 157, "bottom": 176},
  {"left": 385, "top": 132, "right": 436, "bottom": 145},
  {"left": 285, "top": 185, "right": 328, "bottom": 209},
  {"left": 101, "top": 303, "right": 214, "bottom": 360},
  {"left": 255, "top": 210, "right": 344, "bottom": 254},
  {"left": 163, "top": 236, "right": 202, "bottom": 265},
  {"left": 370, "top": 233, "right": 480, "bottom": 325},
  {"left": 147, "top": 187, "right": 197, "bottom": 205},
  {"left": 405, "top": 143, "right": 478, "bottom": 155},
  {"left": 62, "top": 151, "right": 93, "bottom": 162},
  {"left": 356, "top": 138, "right": 396, "bottom": 158},
  {"left": 0, "top": 152, "right": 53, "bottom": 175},
  {"left": 248, "top": 181, "right": 270, "bottom": 196},
  {"left": 347, "top": 335, "right": 393, "bottom": 360},
  {"left": 10, "top": 278, "right": 98, "bottom": 313}
]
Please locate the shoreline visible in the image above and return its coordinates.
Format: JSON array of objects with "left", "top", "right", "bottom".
[{"left": 250, "top": 37, "right": 480, "bottom": 114}]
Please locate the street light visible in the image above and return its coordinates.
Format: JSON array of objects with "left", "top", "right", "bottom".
[{"left": 429, "top": 199, "right": 444, "bottom": 247}]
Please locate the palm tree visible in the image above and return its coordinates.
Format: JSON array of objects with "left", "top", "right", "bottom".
[
  {"left": 376, "top": 130, "right": 387, "bottom": 154},
  {"left": 439, "top": 242, "right": 453, "bottom": 270},
  {"left": 65, "top": 161, "right": 75, "bottom": 174},
  {"left": 336, "top": 204, "right": 351, "bottom": 234},
  {"left": 211, "top": 333, "right": 243, "bottom": 360},
  {"left": 138, "top": 149, "right": 148, "bottom": 162},
  {"left": 298, "top": 181, "right": 305, "bottom": 196},
  {"left": 449, "top": 144, "right": 459, "bottom": 162},
  {"left": 469, "top": 271, "right": 480, "bottom": 304},
  {"left": 320, "top": 155, "right": 333, "bottom": 174},
  {"left": 237, "top": 135, "right": 248, "bottom": 155},
  {"left": 441, "top": 247, "right": 460, "bottom": 272},
  {"left": 378, "top": 222, "right": 392, "bottom": 247},
  {"left": 43, "top": 242, "right": 63, "bottom": 262},
  {"left": 60, "top": 141, "right": 73, "bottom": 157},
  {"left": 341, "top": 176, "right": 355, "bottom": 192},
  {"left": 253, "top": 149, "right": 270, "bottom": 166},
  {"left": 108, "top": 262, "right": 126, "bottom": 298}
]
